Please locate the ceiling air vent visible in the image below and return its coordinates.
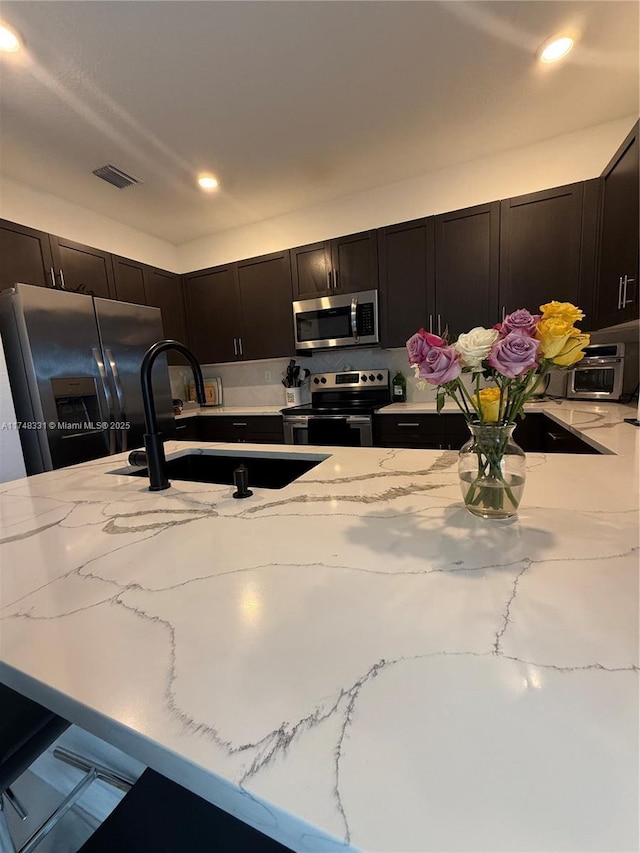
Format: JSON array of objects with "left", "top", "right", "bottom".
[{"left": 92, "top": 164, "right": 142, "bottom": 190}]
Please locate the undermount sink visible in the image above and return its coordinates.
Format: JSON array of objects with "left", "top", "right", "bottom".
[{"left": 112, "top": 449, "right": 327, "bottom": 489}]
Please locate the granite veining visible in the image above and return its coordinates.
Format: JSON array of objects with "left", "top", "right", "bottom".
[{"left": 0, "top": 401, "right": 638, "bottom": 851}]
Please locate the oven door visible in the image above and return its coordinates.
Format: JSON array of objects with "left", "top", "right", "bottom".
[{"left": 283, "top": 415, "right": 372, "bottom": 446}]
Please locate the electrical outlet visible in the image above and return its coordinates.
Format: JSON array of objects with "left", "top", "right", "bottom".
[{"left": 264, "top": 370, "right": 272, "bottom": 382}]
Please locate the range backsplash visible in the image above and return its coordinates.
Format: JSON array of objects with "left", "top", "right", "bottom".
[{"left": 169, "top": 347, "right": 445, "bottom": 407}]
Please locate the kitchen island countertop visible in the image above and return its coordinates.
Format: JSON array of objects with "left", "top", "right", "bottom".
[{"left": 0, "top": 402, "right": 638, "bottom": 851}]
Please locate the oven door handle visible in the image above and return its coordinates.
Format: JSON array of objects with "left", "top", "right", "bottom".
[
  {"left": 350, "top": 297, "right": 359, "bottom": 342},
  {"left": 346, "top": 416, "right": 370, "bottom": 425},
  {"left": 283, "top": 417, "right": 309, "bottom": 426}
]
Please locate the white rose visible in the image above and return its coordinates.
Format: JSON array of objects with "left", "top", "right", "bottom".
[{"left": 454, "top": 327, "right": 500, "bottom": 371}]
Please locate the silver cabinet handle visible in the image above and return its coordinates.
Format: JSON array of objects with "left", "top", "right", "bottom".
[
  {"left": 623, "top": 276, "right": 635, "bottom": 307},
  {"left": 351, "top": 297, "right": 359, "bottom": 342},
  {"left": 233, "top": 338, "right": 238, "bottom": 356},
  {"left": 327, "top": 270, "right": 333, "bottom": 291},
  {"left": 397, "top": 422, "right": 420, "bottom": 427},
  {"left": 59, "top": 269, "right": 66, "bottom": 289},
  {"left": 232, "top": 422, "right": 248, "bottom": 427},
  {"left": 333, "top": 269, "right": 339, "bottom": 290},
  {"left": 105, "top": 348, "right": 127, "bottom": 452},
  {"left": 617, "top": 276, "right": 624, "bottom": 309},
  {"left": 238, "top": 337, "right": 243, "bottom": 356},
  {"left": 501, "top": 306, "right": 506, "bottom": 321},
  {"left": 49, "top": 267, "right": 56, "bottom": 288},
  {"left": 428, "top": 314, "right": 433, "bottom": 334},
  {"left": 437, "top": 314, "right": 442, "bottom": 336},
  {"left": 92, "top": 347, "right": 116, "bottom": 455}
]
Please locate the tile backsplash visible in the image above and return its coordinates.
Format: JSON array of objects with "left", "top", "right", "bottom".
[{"left": 169, "top": 347, "right": 444, "bottom": 407}]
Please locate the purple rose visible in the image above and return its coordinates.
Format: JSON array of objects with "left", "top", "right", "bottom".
[
  {"left": 501, "top": 309, "right": 541, "bottom": 338},
  {"left": 417, "top": 345, "right": 461, "bottom": 385},
  {"left": 406, "top": 329, "right": 445, "bottom": 364},
  {"left": 487, "top": 332, "right": 540, "bottom": 378}
]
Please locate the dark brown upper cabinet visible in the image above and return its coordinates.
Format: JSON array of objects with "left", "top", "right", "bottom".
[
  {"left": 185, "top": 253, "right": 295, "bottom": 364},
  {"left": 144, "top": 268, "right": 188, "bottom": 365},
  {"left": 499, "top": 182, "right": 585, "bottom": 316},
  {"left": 0, "top": 220, "right": 55, "bottom": 291},
  {"left": 595, "top": 120, "right": 639, "bottom": 329},
  {"left": 112, "top": 256, "right": 147, "bottom": 305},
  {"left": 237, "top": 251, "right": 294, "bottom": 360},
  {"left": 185, "top": 264, "right": 241, "bottom": 364},
  {"left": 378, "top": 217, "right": 435, "bottom": 348},
  {"left": 291, "top": 230, "right": 378, "bottom": 299},
  {"left": 434, "top": 202, "right": 500, "bottom": 337},
  {"left": 49, "top": 235, "right": 116, "bottom": 299}
]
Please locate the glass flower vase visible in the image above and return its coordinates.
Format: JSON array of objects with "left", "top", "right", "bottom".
[{"left": 458, "top": 423, "right": 526, "bottom": 520}]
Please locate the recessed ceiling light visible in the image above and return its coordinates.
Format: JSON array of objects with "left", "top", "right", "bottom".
[
  {"left": 539, "top": 34, "right": 575, "bottom": 64},
  {"left": 198, "top": 175, "right": 219, "bottom": 191},
  {"left": 0, "top": 23, "right": 21, "bottom": 52}
]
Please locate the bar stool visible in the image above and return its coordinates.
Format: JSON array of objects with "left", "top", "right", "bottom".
[
  {"left": 0, "top": 684, "right": 134, "bottom": 853},
  {"left": 78, "top": 768, "right": 294, "bottom": 852}
]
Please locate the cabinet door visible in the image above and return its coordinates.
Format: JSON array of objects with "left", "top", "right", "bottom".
[
  {"left": 499, "top": 183, "right": 584, "bottom": 315},
  {"left": 378, "top": 218, "right": 435, "bottom": 348},
  {"left": 434, "top": 202, "right": 499, "bottom": 337},
  {"left": 50, "top": 236, "right": 115, "bottom": 299},
  {"left": 112, "top": 256, "right": 147, "bottom": 305},
  {"left": 0, "top": 220, "right": 54, "bottom": 291},
  {"left": 290, "top": 242, "right": 332, "bottom": 299},
  {"left": 596, "top": 121, "right": 639, "bottom": 328},
  {"left": 237, "top": 251, "right": 294, "bottom": 360},
  {"left": 185, "top": 266, "right": 240, "bottom": 364},
  {"left": 331, "top": 230, "right": 378, "bottom": 294},
  {"left": 144, "top": 269, "right": 188, "bottom": 365}
]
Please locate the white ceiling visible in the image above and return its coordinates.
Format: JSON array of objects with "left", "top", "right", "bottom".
[{"left": 0, "top": 1, "right": 638, "bottom": 246}]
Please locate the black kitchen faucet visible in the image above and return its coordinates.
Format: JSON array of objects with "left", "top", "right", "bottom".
[{"left": 140, "top": 340, "right": 206, "bottom": 491}]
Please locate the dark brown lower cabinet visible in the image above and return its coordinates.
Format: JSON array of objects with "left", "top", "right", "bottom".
[
  {"left": 374, "top": 413, "right": 598, "bottom": 454},
  {"left": 175, "top": 415, "right": 284, "bottom": 444}
]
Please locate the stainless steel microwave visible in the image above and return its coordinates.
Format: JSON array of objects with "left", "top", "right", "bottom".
[
  {"left": 293, "top": 289, "right": 379, "bottom": 350},
  {"left": 566, "top": 343, "right": 626, "bottom": 400}
]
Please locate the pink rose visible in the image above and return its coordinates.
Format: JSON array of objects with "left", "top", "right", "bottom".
[
  {"left": 406, "top": 329, "right": 445, "bottom": 364},
  {"left": 501, "top": 309, "right": 541, "bottom": 338},
  {"left": 417, "top": 345, "right": 461, "bottom": 385},
  {"left": 487, "top": 332, "right": 540, "bottom": 378}
]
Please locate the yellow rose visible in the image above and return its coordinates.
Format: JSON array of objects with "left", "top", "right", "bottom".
[
  {"left": 552, "top": 332, "right": 590, "bottom": 367},
  {"left": 536, "top": 316, "right": 575, "bottom": 358},
  {"left": 539, "top": 301, "right": 585, "bottom": 325},
  {"left": 473, "top": 387, "right": 501, "bottom": 422}
]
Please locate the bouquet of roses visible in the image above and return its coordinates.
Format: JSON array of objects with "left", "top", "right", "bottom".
[{"left": 406, "top": 301, "right": 590, "bottom": 424}]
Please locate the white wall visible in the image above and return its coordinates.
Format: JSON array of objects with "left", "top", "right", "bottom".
[
  {"left": 177, "top": 115, "right": 637, "bottom": 272},
  {"left": 0, "top": 332, "right": 26, "bottom": 483},
  {"left": 0, "top": 176, "right": 179, "bottom": 272}
]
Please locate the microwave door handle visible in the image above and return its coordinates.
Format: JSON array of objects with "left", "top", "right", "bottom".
[
  {"left": 351, "top": 297, "right": 359, "bottom": 342},
  {"left": 92, "top": 348, "right": 117, "bottom": 455},
  {"left": 105, "top": 348, "right": 127, "bottom": 453}
]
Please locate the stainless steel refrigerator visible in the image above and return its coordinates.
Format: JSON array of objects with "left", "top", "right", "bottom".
[{"left": 0, "top": 283, "right": 174, "bottom": 475}]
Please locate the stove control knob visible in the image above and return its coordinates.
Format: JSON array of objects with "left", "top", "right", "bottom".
[
  {"left": 361, "top": 374, "right": 368, "bottom": 382},
  {"left": 313, "top": 377, "right": 320, "bottom": 385},
  {"left": 376, "top": 373, "right": 383, "bottom": 381},
  {"left": 368, "top": 374, "right": 375, "bottom": 381},
  {"left": 320, "top": 377, "right": 327, "bottom": 384}
]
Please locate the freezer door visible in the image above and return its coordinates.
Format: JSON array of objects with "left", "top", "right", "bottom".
[
  {"left": 0, "top": 284, "right": 115, "bottom": 473},
  {"left": 94, "top": 299, "right": 174, "bottom": 451}
]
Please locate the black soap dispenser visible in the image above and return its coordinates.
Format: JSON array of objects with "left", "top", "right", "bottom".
[{"left": 392, "top": 371, "right": 407, "bottom": 403}]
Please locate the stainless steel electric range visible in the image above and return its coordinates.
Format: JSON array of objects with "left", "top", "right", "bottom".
[{"left": 282, "top": 369, "right": 390, "bottom": 446}]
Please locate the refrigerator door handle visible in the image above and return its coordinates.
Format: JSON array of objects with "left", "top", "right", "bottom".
[
  {"left": 92, "top": 347, "right": 117, "bottom": 455},
  {"left": 105, "top": 348, "right": 127, "bottom": 453}
]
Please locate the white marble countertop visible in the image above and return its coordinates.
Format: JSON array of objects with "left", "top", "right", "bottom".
[
  {"left": 176, "top": 405, "right": 285, "bottom": 419},
  {"left": 0, "top": 401, "right": 638, "bottom": 852}
]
